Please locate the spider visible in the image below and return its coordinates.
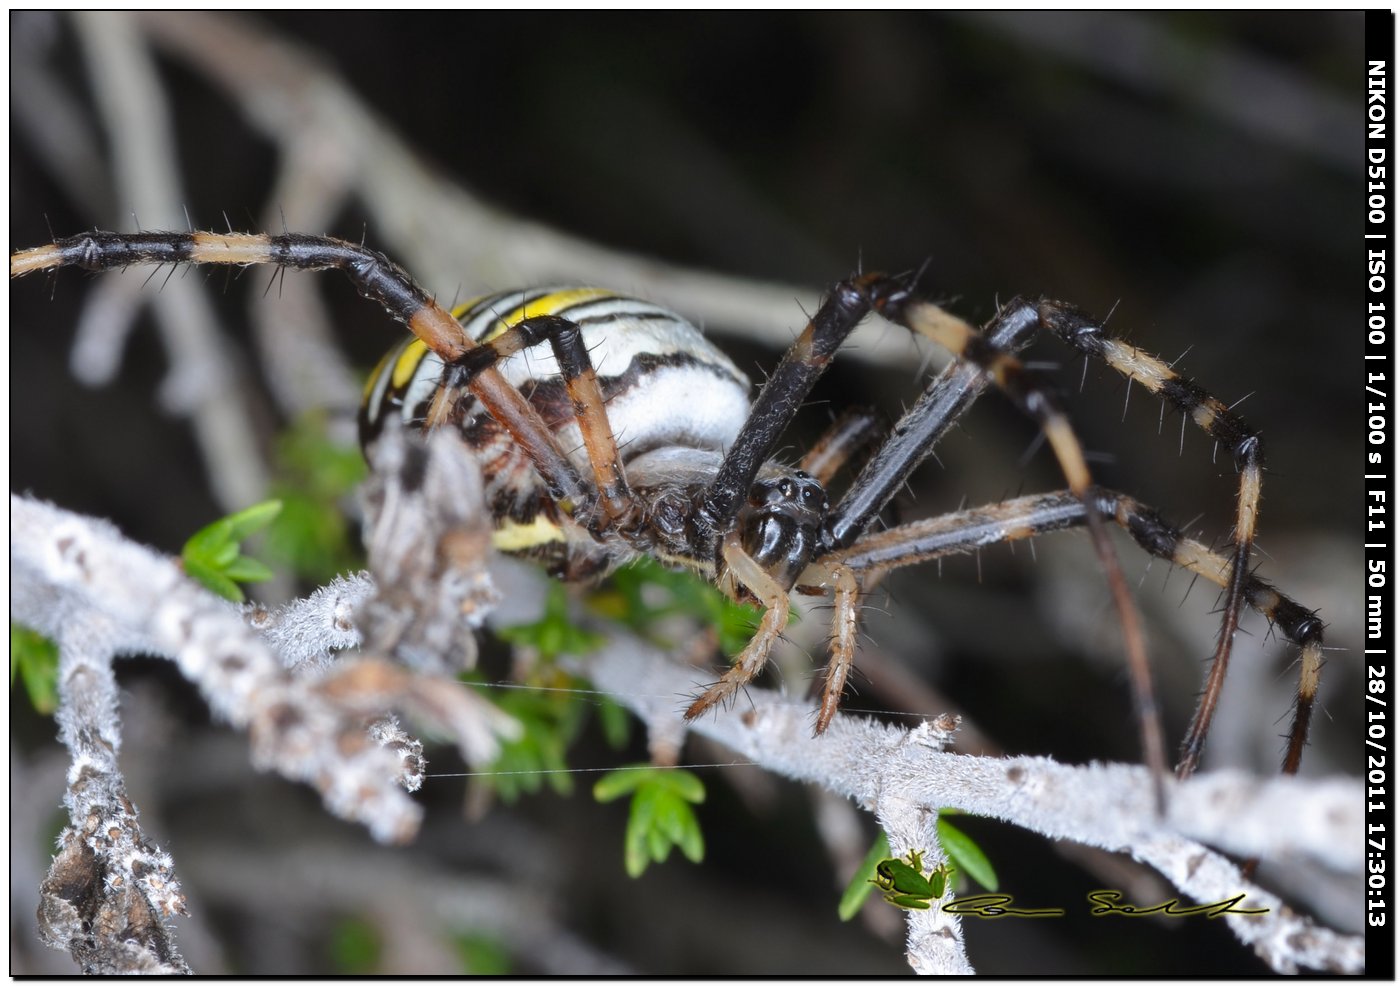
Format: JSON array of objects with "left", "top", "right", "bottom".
[{"left": 10, "top": 229, "right": 1326, "bottom": 786}]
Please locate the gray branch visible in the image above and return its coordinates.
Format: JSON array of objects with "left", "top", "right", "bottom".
[
  {"left": 572, "top": 629, "right": 1365, "bottom": 975},
  {"left": 41, "top": 610, "right": 191, "bottom": 974}
]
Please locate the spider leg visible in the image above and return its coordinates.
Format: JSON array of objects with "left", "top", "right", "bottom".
[
  {"left": 12, "top": 230, "right": 593, "bottom": 510},
  {"left": 697, "top": 274, "right": 880, "bottom": 543},
  {"left": 799, "top": 406, "right": 884, "bottom": 486},
  {"left": 441, "top": 313, "right": 637, "bottom": 530},
  {"left": 867, "top": 283, "right": 1168, "bottom": 805},
  {"left": 1097, "top": 491, "right": 1320, "bottom": 776},
  {"left": 687, "top": 276, "right": 890, "bottom": 729},
  {"left": 810, "top": 560, "right": 860, "bottom": 734},
  {"left": 827, "top": 489, "right": 1323, "bottom": 775},
  {"left": 1034, "top": 301, "right": 1266, "bottom": 779},
  {"left": 824, "top": 300, "right": 1040, "bottom": 550},
  {"left": 829, "top": 491, "right": 1086, "bottom": 573},
  {"left": 684, "top": 531, "right": 791, "bottom": 722}
]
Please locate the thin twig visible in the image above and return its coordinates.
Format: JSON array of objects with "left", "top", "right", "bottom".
[{"left": 73, "top": 11, "right": 270, "bottom": 511}]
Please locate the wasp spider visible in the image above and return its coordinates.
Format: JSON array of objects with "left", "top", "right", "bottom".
[{"left": 11, "top": 230, "right": 1327, "bottom": 786}]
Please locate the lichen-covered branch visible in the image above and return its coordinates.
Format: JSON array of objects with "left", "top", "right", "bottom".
[
  {"left": 11, "top": 493, "right": 514, "bottom": 839},
  {"left": 572, "top": 630, "right": 1365, "bottom": 975},
  {"left": 40, "top": 610, "right": 191, "bottom": 974},
  {"left": 13, "top": 484, "right": 1363, "bottom": 975},
  {"left": 250, "top": 572, "right": 374, "bottom": 673},
  {"left": 11, "top": 421, "right": 532, "bottom": 972}
]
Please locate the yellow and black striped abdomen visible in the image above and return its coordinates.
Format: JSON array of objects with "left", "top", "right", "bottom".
[{"left": 359, "top": 287, "right": 752, "bottom": 560}]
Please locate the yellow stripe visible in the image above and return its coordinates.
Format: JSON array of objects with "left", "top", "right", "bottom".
[
  {"left": 451, "top": 294, "right": 489, "bottom": 320},
  {"left": 483, "top": 288, "right": 614, "bottom": 342},
  {"left": 363, "top": 343, "right": 399, "bottom": 401},
  {"left": 491, "top": 514, "right": 567, "bottom": 551},
  {"left": 391, "top": 338, "right": 430, "bottom": 390}
]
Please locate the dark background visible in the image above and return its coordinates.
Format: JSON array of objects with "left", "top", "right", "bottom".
[{"left": 10, "top": 11, "right": 1367, "bottom": 975}]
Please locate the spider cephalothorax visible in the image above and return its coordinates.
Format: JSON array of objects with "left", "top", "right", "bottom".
[
  {"left": 11, "top": 230, "right": 1327, "bottom": 787},
  {"left": 737, "top": 469, "right": 830, "bottom": 588}
]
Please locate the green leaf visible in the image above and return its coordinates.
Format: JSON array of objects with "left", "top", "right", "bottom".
[
  {"left": 207, "top": 536, "right": 240, "bottom": 568},
  {"left": 181, "top": 499, "right": 284, "bottom": 601},
  {"left": 646, "top": 816, "right": 671, "bottom": 862},
  {"left": 630, "top": 783, "right": 660, "bottom": 832},
  {"left": 839, "top": 832, "right": 891, "bottom": 921},
  {"left": 221, "top": 499, "right": 283, "bottom": 542},
  {"left": 675, "top": 813, "right": 704, "bottom": 863},
  {"left": 182, "top": 518, "right": 232, "bottom": 558},
  {"left": 938, "top": 816, "right": 998, "bottom": 892},
  {"left": 595, "top": 765, "right": 705, "bottom": 805},
  {"left": 11, "top": 624, "right": 59, "bottom": 715},
  {"left": 222, "top": 555, "right": 275, "bottom": 583},
  {"left": 608, "top": 769, "right": 707, "bottom": 878},
  {"left": 595, "top": 695, "right": 631, "bottom": 749},
  {"left": 654, "top": 794, "right": 704, "bottom": 863},
  {"left": 594, "top": 765, "right": 650, "bottom": 802},
  {"left": 496, "top": 582, "right": 604, "bottom": 659},
  {"left": 654, "top": 768, "right": 705, "bottom": 804},
  {"left": 654, "top": 794, "right": 685, "bottom": 842},
  {"left": 182, "top": 554, "right": 246, "bottom": 603},
  {"left": 624, "top": 818, "right": 650, "bottom": 878}
]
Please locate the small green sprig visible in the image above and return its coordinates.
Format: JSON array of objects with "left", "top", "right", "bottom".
[
  {"left": 495, "top": 581, "right": 605, "bottom": 660},
  {"left": 590, "top": 556, "right": 762, "bottom": 656},
  {"left": 936, "top": 811, "right": 999, "bottom": 892},
  {"left": 484, "top": 584, "right": 623, "bottom": 801},
  {"left": 180, "top": 500, "right": 283, "bottom": 602},
  {"left": 594, "top": 766, "right": 705, "bottom": 878},
  {"left": 11, "top": 623, "right": 59, "bottom": 714},
  {"left": 480, "top": 675, "right": 590, "bottom": 801},
  {"left": 265, "top": 413, "right": 367, "bottom": 582}
]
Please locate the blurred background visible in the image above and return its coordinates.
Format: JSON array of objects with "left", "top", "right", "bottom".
[{"left": 10, "top": 11, "right": 1367, "bottom": 975}]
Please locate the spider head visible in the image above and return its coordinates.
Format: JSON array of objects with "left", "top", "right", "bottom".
[{"left": 741, "top": 468, "right": 829, "bottom": 588}]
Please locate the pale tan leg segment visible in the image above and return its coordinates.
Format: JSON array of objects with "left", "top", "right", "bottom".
[
  {"left": 813, "top": 562, "right": 860, "bottom": 735},
  {"left": 684, "top": 532, "right": 790, "bottom": 722}
]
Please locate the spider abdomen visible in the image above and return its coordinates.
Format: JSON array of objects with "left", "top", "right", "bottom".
[{"left": 360, "top": 287, "right": 752, "bottom": 569}]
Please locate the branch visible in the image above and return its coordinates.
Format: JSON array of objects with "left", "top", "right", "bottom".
[
  {"left": 180, "top": 845, "right": 632, "bottom": 975},
  {"left": 128, "top": 11, "right": 928, "bottom": 368},
  {"left": 570, "top": 629, "right": 1365, "bottom": 975},
  {"left": 40, "top": 609, "right": 191, "bottom": 974},
  {"left": 15, "top": 488, "right": 1362, "bottom": 974},
  {"left": 250, "top": 571, "right": 374, "bottom": 673},
  {"left": 72, "top": 11, "right": 270, "bottom": 511},
  {"left": 11, "top": 493, "right": 514, "bottom": 842}
]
